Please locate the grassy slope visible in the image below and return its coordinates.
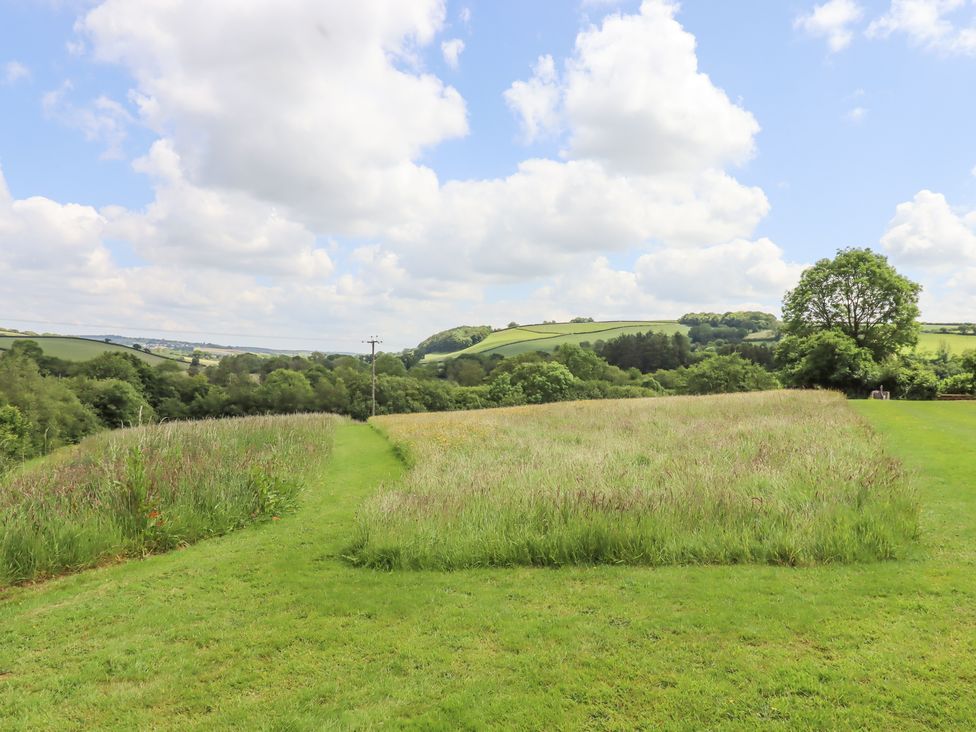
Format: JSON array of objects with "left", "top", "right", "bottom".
[
  {"left": 1, "top": 405, "right": 975, "bottom": 729},
  {"left": 423, "top": 320, "right": 687, "bottom": 361},
  {"left": 0, "top": 336, "right": 187, "bottom": 367}
]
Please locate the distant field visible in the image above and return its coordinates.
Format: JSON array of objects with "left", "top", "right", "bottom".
[
  {"left": 916, "top": 331, "right": 976, "bottom": 355},
  {"left": 0, "top": 336, "right": 187, "bottom": 367},
  {"left": 423, "top": 320, "right": 688, "bottom": 360},
  {"left": 351, "top": 391, "right": 918, "bottom": 569}
]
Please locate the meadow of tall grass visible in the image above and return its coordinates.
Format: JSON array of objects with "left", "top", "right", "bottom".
[
  {"left": 0, "top": 413, "right": 340, "bottom": 585},
  {"left": 348, "top": 391, "right": 919, "bottom": 569}
]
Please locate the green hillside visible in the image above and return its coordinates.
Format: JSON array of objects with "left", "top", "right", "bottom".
[
  {"left": 423, "top": 320, "right": 688, "bottom": 361},
  {"left": 0, "top": 335, "right": 189, "bottom": 367}
]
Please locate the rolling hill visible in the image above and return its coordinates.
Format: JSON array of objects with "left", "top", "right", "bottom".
[
  {"left": 0, "top": 335, "right": 190, "bottom": 367},
  {"left": 422, "top": 320, "right": 688, "bottom": 361}
]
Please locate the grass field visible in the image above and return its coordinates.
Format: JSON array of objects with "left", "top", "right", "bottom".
[
  {"left": 423, "top": 320, "right": 687, "bottom": 361},
  {"left": 0, "top": 335, "right": 188, "bottom": 367},
  {"left": 1, "top": 400, "right": 975, "bottom": 729},
  {"left": 350, "top": 392, "right": 917, "bottom": 569},
  {"left": 915, "top": 331, "right": 976, "bottom": 355},
  {"left": 0, "top": 414, "right": 339, "bottom": 585}
]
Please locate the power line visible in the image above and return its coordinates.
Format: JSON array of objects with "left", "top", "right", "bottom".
[{"left": 363, "top": 336, "right": 383, "bottom": 417}]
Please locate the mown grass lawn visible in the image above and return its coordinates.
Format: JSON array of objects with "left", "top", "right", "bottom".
[{"left": 1, "top": 400, "right": 975, "bottom": 729}]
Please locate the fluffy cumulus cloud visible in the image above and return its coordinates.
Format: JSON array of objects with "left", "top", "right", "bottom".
[
  {"left": 110, "top": 140, "right": 334, "bottom": 279},
  {"left": 78, "top": 0, "right": 468, "bottom": 235},
  {"left": 795, "top": 0, "right": 865, "bottom": 52},
  {"left": 507, "top": 1, "right": 760, "bottom": 174},
  {"left": 2, "top": 0, "right": 806, "bottom": 348},
  {"left": 867, "top": 0, "right": 976, "bottom": 56},
  {"left": 880, "top": 190, "right": 976, "bottom": 319}
]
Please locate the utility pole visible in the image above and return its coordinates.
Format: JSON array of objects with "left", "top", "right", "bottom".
[{"left": 363, "top": 336, "right": 382, "bottom": 417}]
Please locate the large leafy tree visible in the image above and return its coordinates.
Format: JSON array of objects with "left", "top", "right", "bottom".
[{"left": 782, "top": 248, "right": 921, "bottom": 360}]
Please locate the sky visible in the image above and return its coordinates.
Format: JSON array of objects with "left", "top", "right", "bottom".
[{"left": 1, "top": 0, "right": 975, "bottom": 352}]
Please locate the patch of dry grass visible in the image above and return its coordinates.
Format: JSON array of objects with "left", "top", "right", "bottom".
[{"left": 348, "top": 391, "right": 918, "bottom": 568}]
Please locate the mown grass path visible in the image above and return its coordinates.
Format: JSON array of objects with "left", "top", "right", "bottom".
[{"left": 2, "top": 408, "right": 976, "bottom": 729}]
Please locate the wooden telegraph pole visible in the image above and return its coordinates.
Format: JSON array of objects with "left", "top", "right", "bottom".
[{"left": 363, "top": 336, "right": 382, "bottom": 417}]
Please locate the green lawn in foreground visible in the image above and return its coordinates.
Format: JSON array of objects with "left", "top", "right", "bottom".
[
  {"left": 1, "top": 401, "right": 975, "bottom": 729},
  {"left": 0, "top": 336, "right": 187, "bottom": 367},
  {"left": 424, "top": 320, "right": 688, "bottom": 361}
]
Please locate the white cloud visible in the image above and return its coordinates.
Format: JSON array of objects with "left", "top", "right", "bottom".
[
  {"left": 459, "top": 6, "right": 471, "bottom": 26},
  {"left": 522, "top": 0, "right": 760, "bottom": 175},
  {"left": 970, "top": 164, "right": 976, "bottom": 177},
  {"left": 880, "top": 190, "right": 976, "bottom": 320},
  {"left": 78, "top": 0, "right": 469, "bottom": 235},
  {"left": 867, "top": 0, "right": 976, "bottom": 56},
  {"left": 880, "top": 190, "right": 976, "bottom": 266},
  {"left": 847, "top": 105, "right": 868, "bottom": 122},
  {"left": 504, "top": 55, "right": 562, "bottom": 142},
  {"left": 2, "top": 61, "right": 30, "bottom": 85},
  {"left": 441, "top": 38, "right": 465, "bottom": 68},
  {"left": 390, "top": 161, "right": 771, "bottom": 281},
  {"left": 795, "top": 0, "right": 865, "bottom": 52},
  {"left": 635, "top": 238, "right": 806, "bottom": 304},
  {"left": 110, "top": 140, "right": 334, "bottom": 279}
]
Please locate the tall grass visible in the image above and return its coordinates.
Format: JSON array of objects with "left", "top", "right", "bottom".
[
  {"left": 347, "top": 391, "right": 919, "bottom": 569},
  {"left": 0, "top": 413, "right": 340, "bottom": 585}
]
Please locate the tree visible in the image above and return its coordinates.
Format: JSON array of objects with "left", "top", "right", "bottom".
[
  {"left": 0, "top": 404, "right": 30, "bottom": 468},
  {"left": 446, "top": 358, "right": 486, "bottom": 386},
  {"left": 259, "top": 369, "right": 313, "bottom": 413},
  {"left": 374, "top": 353, "right": 407, "bottom": 377},
  {"left": 962, "top": 350, "right": 976, "bottom": 384},
  {"left": 782, "top": 248, "right": 921, "bottom": 360},
  {"left": 508, "top": 362, "right": 576, "bottom": 404},
  {"left": 486, "top": 372, "right": 526, "bottom": 406},
  {"left": 597, "top": 332, "right": 693, "bottom": 373},
  {"left": 679, "top": 355, "right": 779, "bottom": 395},
  {"left": 74, "top": 378, "right": 156, "bottom": 428},
  {"left": 553, "top": 344, "right": 610, "bottom": 381},
  {"left": 776, "top": 331, "right": 878, "bottom": 394}
]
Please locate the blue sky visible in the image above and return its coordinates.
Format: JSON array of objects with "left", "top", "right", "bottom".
[{"left": 1, "top": 0, "right": 975, "bottom": 350}]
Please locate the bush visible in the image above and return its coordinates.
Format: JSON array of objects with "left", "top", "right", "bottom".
[
  {"left": 509, "top": 362, "right": 577, "bottom": 404},
  {"left": 679, "top": 354, "right": 779, "bottom": 395}
]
